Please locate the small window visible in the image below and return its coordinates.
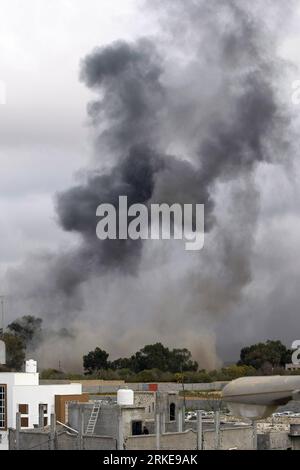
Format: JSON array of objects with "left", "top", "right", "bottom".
[
  {"left": 170, "top": 403, "right": 176, "bottom": 421},
  {"left": 42, "top": 404, "right": 48, "bottom": 414},
  {"left": 44, "top": 417, "right": 48, "bottom": 426},
  {"left": 21, "top": 417, "right": 29, "bottom": 428},
  {"left": 132, "top": 420, "right": 143, "bottom": 436},
  {"left": 19, "top": 404, "right": 28, "bottom": 414}
]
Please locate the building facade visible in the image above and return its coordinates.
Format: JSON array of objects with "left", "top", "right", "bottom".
[{"left": 0, "top": 361, "right": 83, "bottom": 450}]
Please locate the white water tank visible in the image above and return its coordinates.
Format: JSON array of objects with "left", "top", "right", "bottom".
[
  {"left": 25, "top": 359, "right": 37, "bottom": 373},
  {"left": 117, "top": 388, "right": 134, "bottom": 406}
]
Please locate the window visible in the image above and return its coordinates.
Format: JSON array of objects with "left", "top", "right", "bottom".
[
  {"left": 0, "top": 385, "right": 6, "bottom": 430},
  {"left": 44, "top": 417, "right": 48, "bottom": 426},
  {"left": 19, "top": 404, "right": 28, "bottom": 414},
  {"left": 21, "top": 417, "right": 29, "bottom": 428},
  {"left": 169, "top": 402, "right": 176, "bottom": 421},
  {"left": 41, "top": 404, "right": 48, "bottom": 414},
  {"left": 19, "top": 402, "right": 29, "bottom": 429},
  {"left": 132, "top": 421, "right": 143, "bottom": 436}
]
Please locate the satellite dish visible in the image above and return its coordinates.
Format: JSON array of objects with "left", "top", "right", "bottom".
[{"left": 0, "top": 340, "right": 6, "bottom": 365}]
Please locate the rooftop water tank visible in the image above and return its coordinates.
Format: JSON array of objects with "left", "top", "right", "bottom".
[
  {"left": 25, "top": 359, "right": 37, "bottom": 373},
  {"left": 117, "top": 388, "right": 134, "bottom": 406}
]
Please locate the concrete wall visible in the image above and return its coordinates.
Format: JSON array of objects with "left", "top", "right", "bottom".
[
  {"left": 125, "top": 429, "right": 197, "bottom": 450},
  {"left": 290, "top": 436, "right": 300, "bottom": 450},
  {"left": 184, "top": 398, "right": 225, "bottom": 411},
  {"left": 9, "top": 429, "right": 116, "bottom": 450},
  {"left": 10, "top": 429, "right": 55, "bottom": 450},
  {"left": 83, "top": 435, "right": 116, "bottom": 450},
  {"left": 121, "top": 407, "right": 146, "bottom": 440},
  {"left": 10, "top": 424, "right": 300, "bottom": 450},
  {"left": 125, "top": 426, "right": 254, "bottom": 450},
  {"left": 134, "top": 392, "right": 156, "bottom": 418},
  {"left": 78, "top": 381, "right": 228, "bottom": 394},
  {"left": 0, "top": 430, "right": 9, "bottom": 451},
  {"left": 68, "top": 403, "right": 148, "bottom": 441},
  {"left": 68, "top": 403, "right": 119, "bottom": 439},
  {"left": 203, "top": 426, "right": 254, "bottom": 450},
  {"left": 258, "top": 432, "right": 292, "bottom": 450}
]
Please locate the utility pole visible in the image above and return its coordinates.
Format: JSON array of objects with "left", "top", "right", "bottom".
[
  {"left": 180, "top": 365, "right": 186, "bottom": 411},
  {"left": 252, "top": 420, "right": 257, "bottom": 450},
  {"left": 214, "top": 410, "right": 221, "bottom": 450},
  {"left": 155, "top": 412, "right": 160, "bottom": 450},
  {"left": 0, "top": 295, "right": 5, "bottom": 337},
  {"left": 49, "top": 413, "right": 56, "bottom": 450},
  {"left": 197, "top": 410, "right": 203, "bottom": 450},
  {"left": 16, "top": 412, "right": 21, "bottom": 450}
]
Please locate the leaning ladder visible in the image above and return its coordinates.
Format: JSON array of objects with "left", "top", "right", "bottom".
[{"left": 85, "top": 401, "right": 101, "bottom": 435}]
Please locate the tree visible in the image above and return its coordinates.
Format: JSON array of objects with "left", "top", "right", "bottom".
[
  {"left": 133, "top": 343, "right": 171, "bottom": 372},
  {"left": 7, "top": 315, "right": 43, "bottom": 350},
  {"left": 83, "top": 347, "right": 109, "bottom": 374},
  {"left": 238, "top": 340, "right": 292, "bottom": 370},
  {"left": 169, "top": 348, "right": 198, "bottom": 373},
  {"left": 111, "top": 343, "right": 198, "bottom": 373},
  {"left": 219, "top": 365, "right": 256, "bottom": 380},
  {"left": 2, "top": 332, "right": 25, "bottom": 371},
  {"left": 110, "top": 357, "right": 133, "bottom": 370}
]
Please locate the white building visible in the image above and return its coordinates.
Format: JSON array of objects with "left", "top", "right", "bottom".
[{"left": 0, "top": 360, "right": 83, "bottom": 450}]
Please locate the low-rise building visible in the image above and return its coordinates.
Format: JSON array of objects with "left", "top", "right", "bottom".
[{"left": 0, "top": 360, "right": 85, "bottom": 450}]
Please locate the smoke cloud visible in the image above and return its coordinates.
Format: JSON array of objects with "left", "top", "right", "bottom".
[{"left": 4, "top": 0, "right": 296, "bottom": 370}]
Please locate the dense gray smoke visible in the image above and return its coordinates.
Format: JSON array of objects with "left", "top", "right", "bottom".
[{"left": 4, "top": 0, "right": 296, "bottom": 370}]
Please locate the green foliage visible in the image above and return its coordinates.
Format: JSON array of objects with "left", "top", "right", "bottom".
[
  {"left": 40, "top": 368, "right": 65, "bottom": 380},
  {"left": 111, "top": 343, "right": 198, "bottom": 374},
  {"left": 218, "top": 365, "right": 257, "bottom": 380},
  {"left": 84, "top": 343, "right": 198, "bottom": 376},
  {"left": 83, "top": 347, "right": 109, "bottom": 374},
  {"left": 7, "top": 315, "right": 43, "bottom": 349},
  {"left": 3, "top": 332, "right": 25, "bottom": 371},
  {"left": 129, "top": 369, "right": 175, "bottom": 383},
  {"left": 238, "top": 340, "right": 292, "bottom": 370}
]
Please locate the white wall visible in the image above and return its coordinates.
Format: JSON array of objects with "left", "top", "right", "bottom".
[
  {"left": 0, "top": 372, "right": 38, "bottom": 386},
  {"left": 12, "top": 383, "right": 82, "bottom": 428},
  {"left": 0, "top": 372, "right": 82, "bottom": 450},
  {"left": 0, "top": 430, "right": 8, "bottom": 451}
]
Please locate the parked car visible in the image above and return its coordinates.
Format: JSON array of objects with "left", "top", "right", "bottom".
[{"left": 281, "top": 411, "right": 295, "bottom": 416}]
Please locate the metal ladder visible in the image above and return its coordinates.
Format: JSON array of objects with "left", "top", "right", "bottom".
[{"left": 85, "top": 401, "right": 101, "bottom": 435}]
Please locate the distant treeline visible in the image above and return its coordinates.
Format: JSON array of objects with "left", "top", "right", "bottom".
[
  {"left": 43, "top": 339, "right": 296, "bottom": 382},
  {"left": 0, "top": 315, "right": 296, "bottom": 382}
]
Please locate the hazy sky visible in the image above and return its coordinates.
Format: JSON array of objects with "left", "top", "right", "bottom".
[{"left": 2, "top": 1, "right": 300, "bottom": 367}]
